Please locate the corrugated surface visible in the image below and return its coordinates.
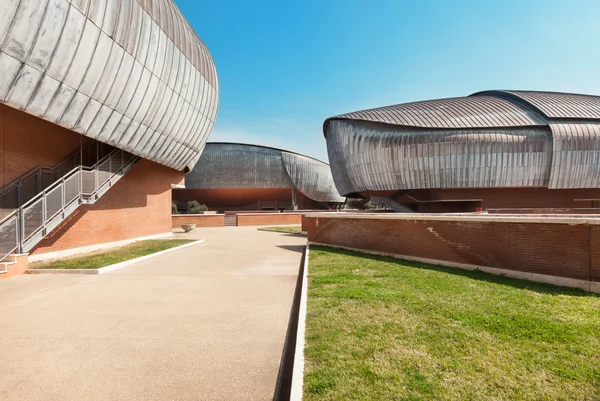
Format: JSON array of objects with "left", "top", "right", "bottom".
[
  {"left": 185, "top": 143, "right": 295, "bottom": 189},
  {"left": 327, "top": 119, "right": 552, "bottom": 195},
  {"left": 478, "top": 90, "right": 600, "bottom": 120},
  {"left": 548, "top": 123, "right": 600, "bottom": 188},
  {"left": 0, "top": 0, "right": 218, "bottom": 171},
  {"left": 185, "top": 143, "right": 344, "bottom": 202},
  {"left": 325, "top": 90, "right": 600, "bottom": 194},
  {"left": 325, "top": 95, "right": 545, "bottom": 131},
  {"left": 281, "top": 152, "right": 345, "bottom": 202}
]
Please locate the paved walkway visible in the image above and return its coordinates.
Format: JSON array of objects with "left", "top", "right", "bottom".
[{"left": 0, "top": 227, "right": 305, "bottom": 401}]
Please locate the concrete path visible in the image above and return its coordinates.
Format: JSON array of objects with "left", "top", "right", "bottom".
[{"left": 0, "top": 227, "right": 305, "bottom": 401}]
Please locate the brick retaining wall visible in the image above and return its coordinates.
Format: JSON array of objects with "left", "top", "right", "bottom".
[
  {"left": 304, "top": 213, "right": 600, "bottom": 286},
  {"left": 172, "top": 214, "right": 224, "bottom": 228},
  {"left": 236, "top": 213, "right": 302, "bottom": 226}
]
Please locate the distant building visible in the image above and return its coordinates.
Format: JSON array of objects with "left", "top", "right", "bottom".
[
  {"left": 0, "top": 0, "right": 218, "bottom": 270},
  {"left": 324, "top": 90, "right": 600, "bottom": 212},
  {"left": 173, "top": 143, "right": 345, "bottom": 211}
]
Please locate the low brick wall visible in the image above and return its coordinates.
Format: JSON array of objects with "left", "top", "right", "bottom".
[
  {"left": 172, "top": 214, "right": 224, "bottom": 228},
  {"left": 236, "top": 213, "right": 302, "bottom": 226},
  {"left": 304, "top": 213, "right": 600, "bottom": 289}
]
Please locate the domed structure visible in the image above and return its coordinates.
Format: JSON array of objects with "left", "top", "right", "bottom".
[
  {"left": 324, "top": 90, "right": 600, "bottom": 212},
  {"left": 174, "top": 142, "right": 344, "bottom": 211}
]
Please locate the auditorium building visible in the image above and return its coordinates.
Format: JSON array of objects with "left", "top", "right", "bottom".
[
  {"left": 0, "top": 0, "right": 218, "bottom": 274},
  {"left": 324, "top": 90, "right": 600, "bottom": 213},
  {"left": 173, "top": 142, "right": 345, "bottom": 211}
]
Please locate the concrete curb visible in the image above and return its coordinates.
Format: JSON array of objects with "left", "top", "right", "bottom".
[
  {"left": 27, "top": 240, "right": 205, "bottom": 275},
  {"left": 290, "top": 243, "right": 309, "bottom": 400}
]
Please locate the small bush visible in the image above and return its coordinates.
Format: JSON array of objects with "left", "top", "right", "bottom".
[
  {"left": 187, "top": 200, "right": 208, "bottom": 214},
  {"left": 172, "top": 202, "right": 178, "bottom": 214}
]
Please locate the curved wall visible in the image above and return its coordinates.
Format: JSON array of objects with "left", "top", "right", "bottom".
[
  {"left": 185, "top": 143, "right": 344, "bottom": 203},
  {"left": 325, "top": 90, "right": 600, "bottom": 196},
  {"left": 0, "top": 0, "right": 218, "bottom": 171}
]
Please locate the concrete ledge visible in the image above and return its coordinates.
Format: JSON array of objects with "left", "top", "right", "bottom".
[
  {"left": 29, "top": 232, "right": 173, "bottom": 263},
  {"left": 309, "top": 242, "right": 600, "bottom": 294},
  {"left": 304, "top": 212, "right": 600, "bottom": 225},
  {"left": 27, "top": 240, "right": 205, "bottom": 275},
  {"left": 290, "top": 244, "right": 309, "bottom": 400}
]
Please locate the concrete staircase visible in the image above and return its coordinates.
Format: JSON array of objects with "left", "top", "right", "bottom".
[{"left": 224, "top": 215, "right": 237, "bottom": 226}]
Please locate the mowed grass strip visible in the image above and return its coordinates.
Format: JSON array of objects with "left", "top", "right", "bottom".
[
  {"left": 258, "top": 226, "right": 302, "bottom": 233},
  {"left": 32, "top": 240, "right": 195, "bottom": 270},
  {"left": 304, "top": 246, "right": 600, "bottom": 401}
]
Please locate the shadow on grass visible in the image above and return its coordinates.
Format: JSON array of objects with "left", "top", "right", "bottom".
[{"left": 310, "top": 245, "right": 599, "bottom": 298}]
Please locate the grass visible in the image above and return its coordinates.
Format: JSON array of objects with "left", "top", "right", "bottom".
[
  {"left": 31, "top": 239, "right": 195, "bottom": 270},
  {"left": 303, "top": 246, "right": 600, "bottom": 401},
  {"left": 258, "top": 225, "right": 302, "bottom": 234}
]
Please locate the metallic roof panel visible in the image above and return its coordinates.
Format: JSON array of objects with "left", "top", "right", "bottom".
[
  {"left": 326, "top": 95, "right": 545, "bottom": 131},
  {"left": 0, "top": 0, "right": 218, "bottom": 171},
  {"left": 326, "top": 119, "right": 552, "bottom": 195},
  {"left": 186, "top": 143, "right": 344, "bottom": 203},
  {"left": 490, "top": 90, "right": 600, "bottom": 120}
]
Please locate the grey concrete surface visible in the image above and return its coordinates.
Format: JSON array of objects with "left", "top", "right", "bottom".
[{"left": 0, "top": 227, "right": 306, "bottom": 401}]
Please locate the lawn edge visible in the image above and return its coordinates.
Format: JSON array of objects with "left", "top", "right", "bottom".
[
  {"left": 290, "top": 243, "right": 309, "bottom": 400},
  {"left": 308, "top": 241, "right": 600, "bottom": 294},
  {"left": 27, "top": 239, "right": 205, "bottom": 275}
]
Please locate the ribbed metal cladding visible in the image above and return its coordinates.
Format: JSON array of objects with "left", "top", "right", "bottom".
[
  {"left": 327, "top": 120, "right": 552, "bottom": 196},
  {"left": 325, "top": 95, "right": 545, "bottom": 131},
  {"left": 185, "top": 143, "right": 344, "bottom": 203},
  {"left": 185, "top": 143, "right": 295, "bottom": 189},
  {"left": 548, "top": 123, "right": 600, "bottom": 188},
  {"left": 0, "top": 0, "right": 219, "bottom": 172},
  {"left": 477, "top": 90, "right": 600, "bottom": 120},
  {"left": 325, "top": 90, "right": 600, "bottom": 195},
  {"left": 281, "top": 152, "right": 345, "bottom": 202}
]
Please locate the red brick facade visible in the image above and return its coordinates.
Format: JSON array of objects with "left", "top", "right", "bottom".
[
  {"left": 0, "top": 104, "right": 91, "bottom": 186},
  {"left": 305, "top": 214, "right": 600, "bottom": 283},
  {"left": 32, "top": 159, "right": 183, "bottom": 255},
  {"left": 236, "top": 213, "right": 302, "bottom": 226},
  {"left": 172, "top": 214, "right": 225, "bottom": 228},
  {"left": 173, "top": 188, "right": 322, "bottom": 211}
]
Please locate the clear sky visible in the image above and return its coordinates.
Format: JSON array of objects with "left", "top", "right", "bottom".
[{"left": 174, "top": 0, "right": 600, "bottom": 162}]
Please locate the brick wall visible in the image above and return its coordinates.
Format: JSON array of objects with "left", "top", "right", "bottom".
[
  {"left": 172, "top": 188, "right": 320, "bottom": 211},
  {"left": 305, "top": 214, "right": 600, "bottom": 283},
  {"left": 236, "top": 213, "right": 302, "bottom": 226},
  {"left": 172, "top": 214, "right": 224, "bottom": 228},
  {"left": 32, "top": 159, "right": 183, "bottom": 255},
  {"left": 1, "top": 104, "right": 91, "bottom": 186}
]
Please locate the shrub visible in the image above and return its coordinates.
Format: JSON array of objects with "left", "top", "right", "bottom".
[
  {"left": 187, "top": 200, "right": 208, "bottom": 214},
  {"left": 172, "top": 202, "right": 178, "bottom": 214}
]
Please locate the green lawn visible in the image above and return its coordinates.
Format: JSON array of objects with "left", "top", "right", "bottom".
[
  {"left": 304, "top": 246, "right": 600, "bottom": 401},
  {"left": 31, "top": 240, "right": 195, "bottom": 270},
  {"left": 258, "top": 226, "right": 302, "bottom": 234}
]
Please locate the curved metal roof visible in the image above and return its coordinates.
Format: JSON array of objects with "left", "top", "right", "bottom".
[
  {"left": 324, "top": 90, "right": 600, "bottom": 193},
  {"left": 324, "top": 95, "right": 546, "bottom": 133},
  {"left": 473, "top": 90, "right": 600, "bottom": 120},
  {"left": 185, "top": 143, "right": 345, "bottom": 202},
  {"left": 0, "top": 0, "right": 218, "bottom": 172}
]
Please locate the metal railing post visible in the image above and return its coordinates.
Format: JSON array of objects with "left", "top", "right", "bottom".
[
  {"left": 17, "top": 182, "right": 22, "bottom": 208},
  {"left": 16, "top": 212, "right": 22, "bottom": 254},
  {"left": 61, "top": 177, "right": 66, "bottom": 213},
  {"left": 42, "top": 192, "right": 47, "bottom": 232}
]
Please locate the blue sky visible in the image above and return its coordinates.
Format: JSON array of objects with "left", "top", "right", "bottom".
[{"left": 175, "top": 0, "right": 600, "bottom": 162}]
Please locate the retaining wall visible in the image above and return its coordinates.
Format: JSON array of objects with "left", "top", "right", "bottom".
[
  {"left": 172, "top": 214, "right": 225, "bottom": 228},
  {"left": 304, "top": 213, "right": 600, "bottom": 291},
  {"left": 236, "top": 213, "right": 302, "bottom": 226}
]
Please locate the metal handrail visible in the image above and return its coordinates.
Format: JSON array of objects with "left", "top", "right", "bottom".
[
  {"left": 0, "top": 148, "right": 138, "bottom": 262},
  {"left": 0, "top": 142, "right": 110, "bottom": 209}
]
